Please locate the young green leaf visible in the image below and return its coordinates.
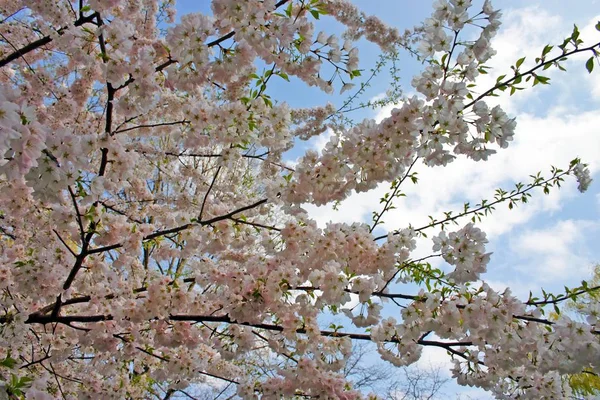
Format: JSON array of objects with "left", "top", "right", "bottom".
[{"left": 586, "top": 56, "right": 594, "bottom": 73}]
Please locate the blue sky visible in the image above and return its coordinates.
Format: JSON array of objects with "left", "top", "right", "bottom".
[{"left": 175, "top": 1, "right": 600, "bottom": 398}]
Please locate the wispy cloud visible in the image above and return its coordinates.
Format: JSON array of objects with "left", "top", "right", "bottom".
[{"left": 509, "top": 219, "right": 599, "bottom": 282}]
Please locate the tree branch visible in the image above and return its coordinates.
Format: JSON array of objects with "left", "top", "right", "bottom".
[{"left": 0, "top": 13, "right": 98, "bottom": 68}]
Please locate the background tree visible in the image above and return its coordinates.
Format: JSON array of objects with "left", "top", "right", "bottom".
[
  {"left": 184, "top": 342, "right": 450, "bottom": 399},
  {"left": 558, "top": 264, "right": 600, "bottom": 399}
]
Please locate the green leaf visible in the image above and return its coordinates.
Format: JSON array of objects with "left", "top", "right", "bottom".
[
  {"left": 586, "top": 57, "right": 594, "bottom": 73},
  {"left": 81, "top": 5, "right": 91, "bottom": 12},
  {"left": 315, "top": 3, "right": 329, "bottom": 15},
  {"left": 262, "top": 95, "right": 273, "bottom": 107},
  {"left": 278, "top": 72, "right": 290, "bottom": 82},
  {"left": 542, "top": 44, "right": 553, "bottom": 57},
  {"left": 535, "top": 75, "right": 551, "bottom": 85},
  {"left": 310, "top": 9, "right": 320, "bottom": 19},
  {"left": 596, "top": 21, "right": 600, "bottom": 31},
  {"left": 0, "top": 355, "right": 18, "bottom": 369},
  {"left": 8, "top": 374, "right": 33, "bottom": 394},
  {"left": 516, "top": 57, "right": 525, "bottom": 69},
  {"left": 571, "top": 24, "right": 580, "bottom": 41},
  {"left": 441, "top": 53, "right": 448, "bottom": 66}
]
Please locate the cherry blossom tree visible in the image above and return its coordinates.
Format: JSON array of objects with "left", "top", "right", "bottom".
[
  {"left": 185, "top": 342, "right": 450, "bottom": 399},
  {"left": 0, "top": 0, "right": 599, "bottom": 399}
]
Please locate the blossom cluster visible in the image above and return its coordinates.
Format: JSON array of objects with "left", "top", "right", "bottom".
[
  {"left": 281, "top": 0, "right": 517, "bottom": 206},
  {"left": 433, "top": 223, "right": 491, "bottom": 283}
]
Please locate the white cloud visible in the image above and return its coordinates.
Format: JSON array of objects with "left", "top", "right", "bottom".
[
  {"left": 485, "top": 278, "right": 538, "bottom": 300},
  {"left": 308, "top": 127, "right": 334, "bottom": 154},
  {"left": 471, "top": 8, "right": 600, "bottom": 113},
  {"left": 416, "top": 344, "right": 454, "bottom": 373},
  {"left": 470, "top": 6, "right": 564, "bottom": 113},
  {"left": 307, "top": 105, "right": 600, "bottom": 239},
  {"left": 509, "top": 219, "right": 599, "bottom": 282}
]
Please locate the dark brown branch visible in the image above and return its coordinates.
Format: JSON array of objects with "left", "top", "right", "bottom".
[
  {"left": 199, "top": 166, "right": 221, "bottom": 221},
  {"left": 200, "top": 198, "right": 268, "bottom": 226},
  {"left": 48, "top": 362, "right": 67, "bottom": 400},
  {"left": 374, "top": 169, "right": 572, "bottom": 241},
  {"left": 50, "top": 294, "right": 62, "bottom": 319},
  {"left": 0, "top": 13, "right": 98, "bottom": 68},
  {"left": 113, "top": 120, "right": 189, "bottom": 135},
  {"left": 230, "top": 217, "right": 282, "bottom": 232},
  {"left": 206, "top": 31, "right": 235, "bottom": 48},
  {"left": 525, "top": 286, "right": 600, "bottom": 306},
  {"left": 21, "top": 311, "right": 476, "bottom": 351},
  {"left": 464, "top": 41, "right": 600, "bottom": 110},
  {"left": 159, "top": 151, "right": 295, "bottom": 171},
  {"left": 62, "top": 236, "right": 91, "bottom": 290},
  {"left": 20, "top": 354, "right": 51, "bottom": 369},
  {"left": 163, "top": 389, "right": 175, "bottom": 400},
  {"left": 17, "top": 299, "right": 600, "bottom": 338},
  {"left": 58, "top": 12, "right": 116, "bottom": 292},
  {"left": 96, "top": 13, "right": 112, "bottom": 177},
  {"left": 512, "top": 315, "right": 554, "bottom": 325},
  {"left": 0, "top": 8, "right": 25, "bottom": 25},
  {"left": 176, "top": 389, "right": 200, "bottom": 400},
  {"left": 380, "top": 254, "right": 442, "bottom": 293},
  {"left": 87, "top": 198, "right": 268, "bottom": 255},
  {"left": 52, "top": 229, "right": 77, "bottom": 257},
  {"left": 0, "top": 225, "right": 16, "bottom": 240},
  {"left": 136, "top": 346, "right": 170, "bottom": 362},
  {"left": 100, "top": 201, "right": 144, "bottom": 224},
  {"left": 142, "top": 223, "right": 194, "bottom": 243},
  {"left": 115, "top": 0, "right": 291, "bottom": 91},
  {"left": 67, "top": 186, "right": 85, "bottom": 244},
  {"left": 369, "top": 156, "right": 419, "bottom": 233},
  {"left": 293, "top": 286, "right": 418, "bottom": 301}
]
